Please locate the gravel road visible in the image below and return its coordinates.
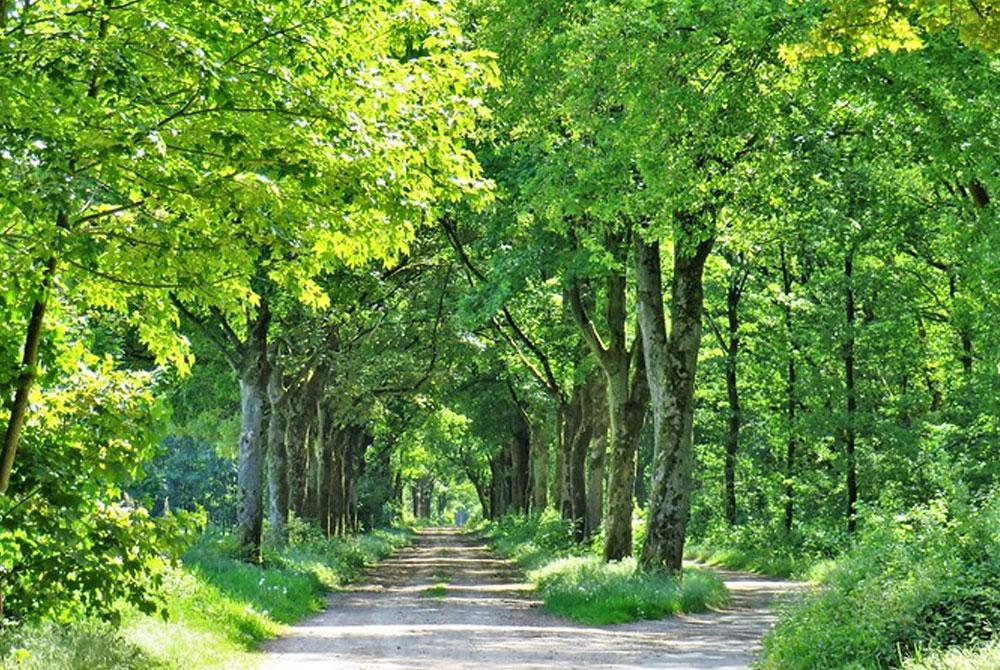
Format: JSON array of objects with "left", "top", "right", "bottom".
[{"left": 259, "top": 528, "right": 801, "bottom": 669}]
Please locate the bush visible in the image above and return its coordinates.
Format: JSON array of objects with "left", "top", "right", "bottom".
[
  {"left": 759, "top": 493, "right": 1000, "bottom": 670},
  {"left": 0, "top": 363, "right": 202, "bottom": 624},
  {"left": 486, "top": 510, "right": 580, "bottom": 569}
]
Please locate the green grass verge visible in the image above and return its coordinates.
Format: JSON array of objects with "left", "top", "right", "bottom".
[
  {"left": 486, "top": 511, "right": 729, "bottom": 625},
  {"left": 902, "top": 641, "right": 1000, "bottom": 670},
  {"left": 0, "top": 528, "right": 411, "bottom": 670},
  {"left": 685, "top": 543, "right": 812, "bottom": 579},
  {"left": 530, "top": 556, "right": 729, "bottom": 625}
]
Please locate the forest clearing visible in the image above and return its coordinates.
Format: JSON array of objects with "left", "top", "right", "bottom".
[{"left": 0, "top": 1, "right": 998, "bottom": 669}]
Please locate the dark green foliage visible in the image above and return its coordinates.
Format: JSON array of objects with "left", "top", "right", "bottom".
[
  {"left": 130, "top": 436, "right": 237, "bottom": 523},
  {"left": 0, "top": 366, "right": 202, "bottom": 624}
]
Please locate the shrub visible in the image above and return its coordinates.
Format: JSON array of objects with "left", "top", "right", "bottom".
[{"left": 759, "top": 492, "right": 1000, "bottom": 670}]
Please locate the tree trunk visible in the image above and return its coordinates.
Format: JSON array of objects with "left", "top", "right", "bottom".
[
  {"left": 569, "top": 377, "right": 595, "bottom": 542},
  {"left": 637, "top": 234, "right": 713, "bottom": 572},
  {"left": 530, "top": 421, "right": 550, "bottom": 511},
  {"left": 266, "top": 349, "right": 288, "bottom": 545},
  {"left": 510, "top": 412, "right": 531, "bottom": 513},
  {"left": 585, "top": 377, "right": 609, "bottom": 537},
  {"left": 317, "top": 407, "right": 335, "bottom": 535},
  {"left": 235, "top": 301, "right": 270, "bottom": 560},
  {"left": 236, "top": 375, "right": 268, "bottom": 559},
  {"left": 0, "top": 242, "right": 59, "bottom": 495},
  {"left": 723, "top": 276, "right": 741, "bottom": 526},
  {"left": 603, "top": 360, "right": 638, "bottom": 560},
  {"left": 780, "top": 246, "right": 797, "bottom": 532},
  {"left": 567, "top": 233, "right": 648, "bottom": 561},
  {"left": 844, "top": 252, "right": 858, "bottom": 534}
]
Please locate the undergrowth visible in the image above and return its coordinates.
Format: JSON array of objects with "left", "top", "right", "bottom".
[
  {"left": 487, "top": 510, "right": 729, "bottom": 625},
  {"left": 0, "top": 527, "right": 410, "bottom": 670},
  {"left": 759, "top": 493, "right": 1000, "bottom": 670}
]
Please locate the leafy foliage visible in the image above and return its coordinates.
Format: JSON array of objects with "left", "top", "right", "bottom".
[{"left": 760, "top": 492, "right": 1000, "bottom": 670}]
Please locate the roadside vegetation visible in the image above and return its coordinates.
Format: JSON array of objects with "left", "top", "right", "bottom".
[
  {"left": 0, "top": 529, "right": 410, "bottom": 670},
  {"left": 759, "top": 493, "right": 1000, "bottom": 670},
  {"left": 487, "top": 512, "right": 728, "bottom": 625}
]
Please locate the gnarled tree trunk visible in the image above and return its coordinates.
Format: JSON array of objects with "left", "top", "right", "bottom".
[{"left": 637, "top": 234, "right": 713, "bottom": 572}]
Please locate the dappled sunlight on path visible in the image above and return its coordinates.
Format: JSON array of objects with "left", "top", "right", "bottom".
[{"left": 260, "top": 528, "right": 801, "bottom": 669}]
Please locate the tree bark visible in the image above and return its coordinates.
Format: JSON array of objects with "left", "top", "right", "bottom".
[
  {"left": 779, "top": 245, "right": 798, "bottom": 532},
  {"left": 530, "top": 421, "right": 550, "bottom": 511},
  {"left": 844, "top": 252, "right": 858, "bottom": 534},
  {"left": 567, "top": 232, "right": 647, "bottom": 561},
  {"left": 637, "top": 233, "right": 713, "bottom": 572},
  {"left": 568, "top": 376, "right": 598, "bottom": 542},
  {"left": 236, "top": 303, "right": 270, "bottom": 560},
  {"left": 723, "top": 271, "right": 742, "bottom": 526},
  {"left": 266, "top": 347, "right": 289, "bottom": 545},
  {"left": 585, "top": 377, "right": 609, "bottom": 537}
]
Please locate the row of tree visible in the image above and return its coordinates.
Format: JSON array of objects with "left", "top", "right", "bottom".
[{"left": 1, "top": 2, "right": 997, "bottom": 626}]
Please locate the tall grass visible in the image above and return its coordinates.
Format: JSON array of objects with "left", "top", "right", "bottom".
[{"left": 902, "top": 641, "right": 1000, "bottom": 670}]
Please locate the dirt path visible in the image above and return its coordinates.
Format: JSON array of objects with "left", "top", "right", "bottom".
[{"left": 260, "top": 528, "right": 801, "bottom": 669}]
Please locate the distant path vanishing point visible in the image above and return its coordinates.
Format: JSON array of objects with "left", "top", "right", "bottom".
[{"left": 260, "top": 528, "right": 802, "bottom": 670}]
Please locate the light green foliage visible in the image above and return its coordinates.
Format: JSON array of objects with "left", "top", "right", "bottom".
[
  {"left": 0, "top": 0, "right": 497, "bottom": 366},
  {"left": 0, "top": 338, "right": 203, "bottom": 622},
  {"left": 759, "top": 493, "right": 1000, "bottom": 670},
  {"left": 784, "top": 1, "right": 1000, "bottom": 64}
]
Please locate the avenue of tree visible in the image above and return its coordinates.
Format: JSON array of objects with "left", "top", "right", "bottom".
[{"left": 0, "top": 0, "right": 997, "bottom": 624}]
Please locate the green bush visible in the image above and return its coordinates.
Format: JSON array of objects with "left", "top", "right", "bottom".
[
  {"left": 686, "top": 519, "right": 845, "bottom": 578},
  {"left": 486, "top": 510, "right": 580, "bottom": 569},
  {"left": 759, "top": 493, "right": 1000, "bottom": 670},
  {"left": 0, "top": 365, "right": 203, "bottom": 624}
]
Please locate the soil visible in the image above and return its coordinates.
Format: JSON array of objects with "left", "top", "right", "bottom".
[{"left": 260, "top": 528, "right": 802, "bottom": 669}]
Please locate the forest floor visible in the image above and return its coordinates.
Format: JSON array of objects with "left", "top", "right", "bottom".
[{"left": 259, "top": 528, "right": 802, "bottom": 669}]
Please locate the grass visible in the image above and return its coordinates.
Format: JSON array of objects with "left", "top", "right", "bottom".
[
  {"left": 685, "top": 543, "right": 809, "bottom": 579},
  {"left": 530, "top": 556, "right": 728, "bottom": 625},
  {"left": 902, "top": 641, "right": 1000, "bottom": 670},
  {"left": 486, "top": 511, "right": 730, "bottom": 625},
  {"left": 0, "top": 528, "right": 411, "bottom": 670}
]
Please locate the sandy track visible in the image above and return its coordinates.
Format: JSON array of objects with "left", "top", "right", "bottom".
[{"left": 259, "top": 528, "right": 800, "bottom": 669}]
